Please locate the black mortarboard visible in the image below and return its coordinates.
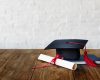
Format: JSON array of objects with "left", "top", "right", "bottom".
[{"left": 45, "top": 39, "right": 88, "bottom": 60}]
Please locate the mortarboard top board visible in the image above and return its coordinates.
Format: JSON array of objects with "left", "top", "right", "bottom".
[{"left": 45, "top": 39, "right": 88, "bottom": 60}]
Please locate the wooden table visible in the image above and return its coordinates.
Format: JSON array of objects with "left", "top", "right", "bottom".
[{"left": 0, "top": 49, "right": 100, "bottom": 80}]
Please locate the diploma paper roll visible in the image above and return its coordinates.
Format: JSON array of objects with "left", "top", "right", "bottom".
[{"left": 38, "top": 54, "right": 77, "bottom": 70}]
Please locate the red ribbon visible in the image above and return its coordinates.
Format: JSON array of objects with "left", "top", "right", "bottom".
[
  {"left": 32, "top": 54, "right": 62, "bottom": 69},
  {"left": 50, "top": 54, "right": 62, "bottom": 64}
]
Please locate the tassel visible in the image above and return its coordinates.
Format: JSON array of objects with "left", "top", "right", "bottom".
[
  {"left": 66, "top": 42, "right": 97, "bottom": 67},
  {"left": 84, "top": 46, "right": 97, "bottom": 67}
]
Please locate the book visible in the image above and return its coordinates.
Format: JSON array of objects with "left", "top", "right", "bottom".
[{"left": 70, "top": 54, "right": 100, "bottom": 64}]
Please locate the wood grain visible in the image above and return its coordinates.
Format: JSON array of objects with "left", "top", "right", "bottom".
[{"left": 0, "top": 49, "right": 99, "bottom": 80}]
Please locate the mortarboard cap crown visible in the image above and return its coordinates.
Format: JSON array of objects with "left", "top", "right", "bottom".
[{"left": 45, "top": 39, "right": 88, "bottom": 60}]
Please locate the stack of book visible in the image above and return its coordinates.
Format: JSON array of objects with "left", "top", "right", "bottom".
[{"left": 71, "top": 54, "right": 100, "bottom": 64}]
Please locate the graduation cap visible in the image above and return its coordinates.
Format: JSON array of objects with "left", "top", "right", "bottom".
[
  {"left": 45, "top": 39, "right": 87, "bottom": 60},
  {"left": 45, "top": 39, "right": 97, "bottom": 67}
]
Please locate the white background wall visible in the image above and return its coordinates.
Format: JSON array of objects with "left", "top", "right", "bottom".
[{"left": 0, "top": 0, "right": 100, "bottom": 49}]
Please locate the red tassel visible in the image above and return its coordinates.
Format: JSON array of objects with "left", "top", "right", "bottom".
[
  {"left": 84, "top": 48, "right": 97, "bottom": 67},
  {"left": 66, "top": 42, "right": 97, "bottom": 67}
]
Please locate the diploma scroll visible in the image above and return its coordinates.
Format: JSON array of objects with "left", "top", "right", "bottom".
[{"left": 38, "top": 54, "right": 77, "bottom": 70}]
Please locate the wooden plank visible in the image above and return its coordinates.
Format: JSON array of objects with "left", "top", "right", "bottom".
[
  {"left": 31, "top": 50, "right": 72, "bottom": 80},
  {"left": 0, "top": 49, "right": 39, "bottom": 80},
  {"left": 73, "top": 65, "right": 89, "bottom": 80},
  {"left": 32, "top": 49, "right": 100, "bottom": 80},
  {"left": 0, "top": 49, "right": 100, "bottom": 80},
  {"left": 71, "top": 65, "right": 100, "bottom": 80},
  {"left": 0, "top": 50, "right": 16, "bottom": 73},
  {"left": 32, "top": 61, "right": 71, "bottom": 80}
]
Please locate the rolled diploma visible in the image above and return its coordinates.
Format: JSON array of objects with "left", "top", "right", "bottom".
[{"left": 38, "top": 54, "right": 77, "bottom": 70}]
